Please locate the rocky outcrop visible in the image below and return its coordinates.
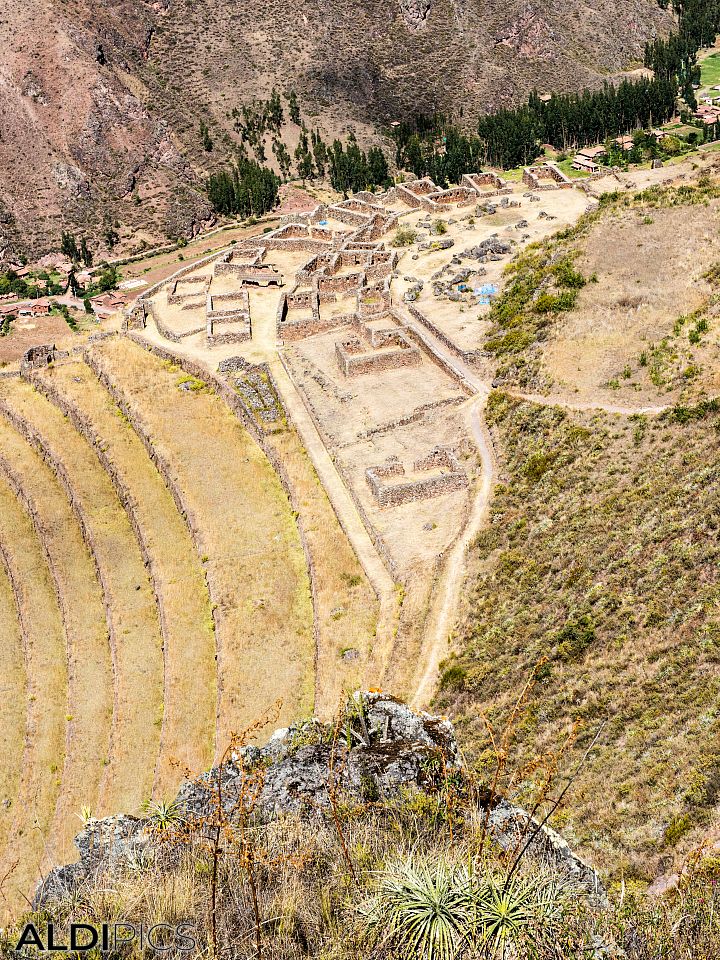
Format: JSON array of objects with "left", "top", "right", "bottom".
[
  {"left": 398, "top": 0, "right": 432, "bottom": 29},
  {"left": 34, "top": 693, "right": 605, "bottom": 907}
]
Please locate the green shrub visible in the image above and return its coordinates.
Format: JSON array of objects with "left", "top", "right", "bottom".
[
  {"left": 554, "top": 615, "right": 596, "bottom": 662},
  {"left": 533, "top": 290, "right": 578, "bottom": 314},
  {"left": 392, "top": 226, "right": 417, "bottom": 248},
  {"left": 663, "top": 813, "right": 694, "bottom": 847},
  {"left": 439, "top": 663, "right": 467, "bottom": 692}
]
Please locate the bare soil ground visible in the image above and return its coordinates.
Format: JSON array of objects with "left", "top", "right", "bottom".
[
  {"left": 39, "top": 360, "right": 218, "bottom": 794},
  {"left": 0, "top": 313, "right": 81, "bottom": 365},
  {"left": 90, "top": 337, "right": 316, "bottom": 746}
]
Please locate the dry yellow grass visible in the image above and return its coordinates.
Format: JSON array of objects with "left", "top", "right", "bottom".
[
  {"left": 0, "top": 378, "right": 164, "bottom": 817},
  {"left": 0, "top": 476, "right": 66, "bottom": 923},
  {"left": 0, "top": 535, "right": 25, "bottom": 868},
  {"left": 544, "top": 201, "right": 720, "bottom": 401},
  {"left": 39, "top": 359, "right": 217, "bottom": 793},
  {"left": 263, "top": 417, "right": 379, "bottom": 716},
  {"left": 90, "top": 337, "right": 315, "bottom": 744},
  {"left": 0, "top": 416, "right": 112, "bottom": 872}
]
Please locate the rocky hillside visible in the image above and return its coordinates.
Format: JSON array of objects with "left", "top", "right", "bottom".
[
  {"left": 1, "top": 0, "right": 673, "bottom": 260},
  {"left": 34, "top": 694, "right": 602, "bottom": 913}
]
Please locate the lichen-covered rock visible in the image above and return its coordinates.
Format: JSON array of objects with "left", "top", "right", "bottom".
[
  {"left": 487, "top": 800, "right": 607, "bottom": 905},
  {"left": 34, "top": 694, "right": 605, "bottom": 908},
  {"left": 178, "top": 693, "right": 461, "bottom": 819}
]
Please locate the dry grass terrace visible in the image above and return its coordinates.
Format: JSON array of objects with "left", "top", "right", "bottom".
[
  {"left": 90, "top": 338, "right": 315, "bottom": 744},
  {"left": 0, "top": 378, "right": 164, "bottom": 818},
  {"left": 0, "top": 474, "right": 66, "bottom": 922},
  {"left": 38, "top": 360, "right": 218, "bottom": 794},
  {"left": 0, "top": 416, "right": 113, "bottom": 876}
]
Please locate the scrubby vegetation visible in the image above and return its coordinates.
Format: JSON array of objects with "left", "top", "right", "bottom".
[
  {"left": 439, "top": 393, "right": 720, "bottom": 881},
  {"left": 485, "top": 179, "right": 720, "bottom": 391},
  {"left": 8, "top": 696, "right": 720, "bottom": 959},
  {"left": 484, "top": 241, "right": 590, "bottom": 389}
]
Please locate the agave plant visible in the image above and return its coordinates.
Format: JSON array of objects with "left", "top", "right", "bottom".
[
  {"left": 143, "top": 798, "right": 186, "bottom": 832},
  {"left": 363, "top": 855, "right": 475, "bottom": 960},
  {"left": 476, "top": 872, "right": 571, "bottom": 959},
  {"left": 364, "top": 856, "right": 572, "bottom": 960}
]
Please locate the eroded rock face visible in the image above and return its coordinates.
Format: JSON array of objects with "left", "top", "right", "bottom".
[
  {"left": 398, "top": 0, "right": 432, "bottom": 29},
  {"left": 34, "top": 694, "right": 605, "bottom": 908},
  {"left": 178, "top": 693, "right": 461, "bottom": 820}
]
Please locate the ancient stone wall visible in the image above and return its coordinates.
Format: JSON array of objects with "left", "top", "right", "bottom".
[
  {"left": 277, "top": 288, "right": 333, "bottom": 341},
  {"left": 206, "top": 329, "right": 251, "bottom": 347},
  {"left": 366, "top": 447, "right": 467, "bottom": 508},
  {"left": 326, "top": 205, "right": 370, "bottom": 228},
  {"left": 167, "top": 275, "right": 210, "bottom": 306},
  {"left": 122, "top": 302, "right": 148, "bottom": 331},
  {"left": 318, "top": 272, "right": 365, "bottom": 295},
  {"left": 523, "top": 163, "right": 573, "bottom": 191},
  {"left": 335, "top": 330, "right": 421, "bottom": 377},
  {"left": 21, "top": 344, "right": 56, "bottom": 370},
  {"left": 357, "top": 288, "right": 392, "bottom": 316},
  {"left": 336, "top": 198, "right": 387, "bottom": 217},
  {"left": 425, "top": 187, "right": 476, "bottom": 208}
]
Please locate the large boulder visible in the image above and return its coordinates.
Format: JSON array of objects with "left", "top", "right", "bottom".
[{"left": 34, "top": 694, "right": 605, "bottom": 907}]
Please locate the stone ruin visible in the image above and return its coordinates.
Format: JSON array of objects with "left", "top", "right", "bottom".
[
  {"left": 167, "top": 275, "right": 210, "bottom": 308},
  {"left": 122, "top": 301, "right": 148, "bottom": 331},
  {"left": 335, "top": 314, "right": 421, "bottom": 378},
  {"left": 232, "top": 367, "right": 283, "bottom": 424},
  {"left": 397, "top": 175, "right": 515, "bottom": 213},
  {"left": 206, "top": 287, "right": 251, "bottom": 347},
  {"left": 366, "top": 447, "right": 467, "bottom": 508},
  {"left": 522, "top": 163, "right": 572, "bottom": 191},
  {"left": 276, "top": 288, "right": 333, "bottom": 341},
  {"left": 461, "top": 172, "right": 514, "bottom": 198},
  {"left": 21, "top": 343, "right": 56, "bottom": 371},
  {"left": 213, "top": 248, "right": 283, "bottom": 287}
]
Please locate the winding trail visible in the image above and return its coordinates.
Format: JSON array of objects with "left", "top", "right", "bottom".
[
  {"left": 393, "top": 300, "right": 668, "bottom": 709},
  {"left": 504, "top": 388, "right": 670, "bottom": 417},
  {"left": 411, "top": 399, "right": 495, "bottom": 709}
]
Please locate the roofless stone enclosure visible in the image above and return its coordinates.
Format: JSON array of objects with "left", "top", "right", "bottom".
[
  {"left": 462, "top": 172, "right": 514, "bottom": 198},
  {"left": 365, "top": 448, "right": 468, "bottom": 508},
  {"left": 206, "top": 289, "right": 251, "bottom": 347},
  {"left": 522, "top": 163, "right": 573, "bottom": 190},
  {"left": 167, "top": 275, "right": 211, "bottom": 307},
  {"left": 335, "top": 317, "right": 421, "bottom": 377},
  {"left": 21, "top": 343, "right": 57, "bottom": 371}
]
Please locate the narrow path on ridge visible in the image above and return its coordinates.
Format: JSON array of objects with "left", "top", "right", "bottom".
[
  {"left": 392, "top": 298, "right": 669, "bottom": 709},
  {"left": 411, "top": 398, "right": 495, "bottom": 709}
]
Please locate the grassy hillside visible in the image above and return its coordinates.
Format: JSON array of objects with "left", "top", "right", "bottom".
[
  {"left": 438, "top": 393, "right": 720, "bottom": 879},
  {"left": 484, "top": 175, "right": 720, "bottom": 403}
]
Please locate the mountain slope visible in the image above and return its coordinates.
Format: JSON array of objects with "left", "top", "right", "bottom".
[{"left": 0, "top": 0, "right": 673, "bottom": 259}]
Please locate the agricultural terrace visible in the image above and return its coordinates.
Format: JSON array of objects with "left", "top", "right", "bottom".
[{"left": 87, "top": 337, "right": 316, "bottom": 744}]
